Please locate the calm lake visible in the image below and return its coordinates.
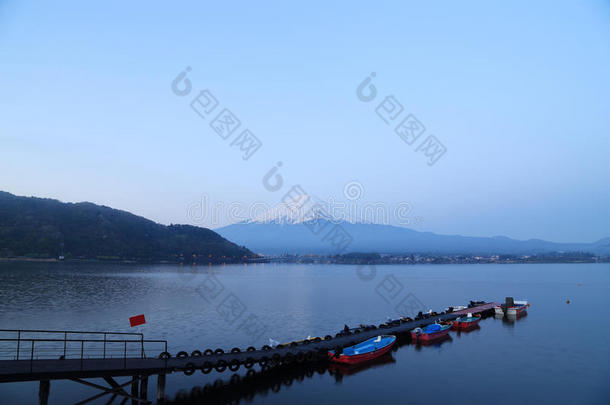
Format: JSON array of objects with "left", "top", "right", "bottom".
[{"left": 0, "top": 262, "right": 608, "bottom": 404}]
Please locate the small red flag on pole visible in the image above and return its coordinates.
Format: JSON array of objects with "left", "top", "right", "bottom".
[{"left": 129, "top": 314, "right": 146, "bottom": 327}]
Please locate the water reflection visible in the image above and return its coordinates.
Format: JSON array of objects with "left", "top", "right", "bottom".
[
  {"left": 495, "top": 311, "right": 528, "bottom": 328},
  {"left": 328, "top": 353, "right": 396, "bottom": 378},
  {"left": 166, "top": 333, "right": 459, "bottom": 404},
  {"left": 413, "top": 334, "right": 453, "bottom": 349},
  {"left": 506, "top": 312, "right": 528, "bottom": 322},
  {"left": 167, "top": 361, "right": 331, "bottom": 404}
]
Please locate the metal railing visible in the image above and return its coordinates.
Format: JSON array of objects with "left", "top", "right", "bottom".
[{"left": 0, "top": 329, "right": 167, "bottom": 370}]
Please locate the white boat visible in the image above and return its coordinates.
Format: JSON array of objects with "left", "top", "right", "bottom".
[{"left": 506, "top": 300, "right": 529, "bottom": 317}]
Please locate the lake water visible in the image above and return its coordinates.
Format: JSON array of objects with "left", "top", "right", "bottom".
[{"left": 0, "top": 262, "right": 608, "bottom": 404}]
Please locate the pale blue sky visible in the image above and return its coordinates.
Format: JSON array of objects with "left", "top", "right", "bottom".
[{"left": 1, "top": 1, "right": 609, "bottom": 242}]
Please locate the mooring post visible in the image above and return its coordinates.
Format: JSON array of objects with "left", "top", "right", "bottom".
[
  {"left": 505, "top": 296, "right": 514, "bottom": 314},
  {"left": 30, "top": 341, "right": 35, "bottom": 372},
  {"left": 140, "top": 375, "right": 148, "bottom": 400},
  {"left": 131, "top": 376, "right": 139, "bottom": 405},
  {"left": 38, "top": 380, "right": 50, "bottom": 405},
  {"left": 157, "top": 373, "right": 166, "bottom": 402}
]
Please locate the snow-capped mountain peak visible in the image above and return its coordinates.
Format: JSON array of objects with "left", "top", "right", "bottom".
[{"left": 245, "top": 196, "right": 334, "bottom": 225}]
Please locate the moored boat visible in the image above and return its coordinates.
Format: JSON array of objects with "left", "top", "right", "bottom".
[
  {"left": 411, "top": 322, "right": 452, "bottom": 343},
  {"left": 507, "top": 300, "right": 529, "bottom": 317},
  {"left": 494, "top": 305, "right": 504, "bottom": 316},
  {"left": 494, "top": 297, "right": 530, "bottom": 317},
  {"left": 452, "top": 313, "right": 481, "bottom": 330},
  {"left": 446, "top": 305, "right": 467, "bottom": 313},
  {"left": 328, "top": 335, "right": 396, "bottom": 365}
]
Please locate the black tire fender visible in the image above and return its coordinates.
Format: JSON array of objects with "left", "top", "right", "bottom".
[
  {"left": 183, "top": 362, "right": 195, "bottom": 375},
  {"left": 201, "top": 361, "right": 213, "bottom": 374},
  {"left": 228, "top": 359, "right": 240, "bottom": 371},
  {"left": 215, "top": 360, "right": 227, "bottom": 372}
]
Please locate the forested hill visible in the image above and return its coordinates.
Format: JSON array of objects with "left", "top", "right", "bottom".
[{"left": 0, "top": 191, "right": 254, "bottom": 262}]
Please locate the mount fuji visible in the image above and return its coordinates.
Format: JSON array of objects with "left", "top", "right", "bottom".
[{"left": 215, "top": 201, "right": 610, "bottom": 256}]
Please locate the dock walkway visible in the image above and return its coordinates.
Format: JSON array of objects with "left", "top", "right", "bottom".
[{"left": 0, "top": 302, "right": 498, "bottom": 403}]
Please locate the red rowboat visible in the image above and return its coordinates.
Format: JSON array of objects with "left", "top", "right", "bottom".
[
  {"left": 328, "top": 335, "right": 396, "bottom": 365},
  {"left": 411, "top": 323, "right": 452, "bottom": 343},
  {"left": 452, "top": 313, "right": 481, "bottom": 330}
]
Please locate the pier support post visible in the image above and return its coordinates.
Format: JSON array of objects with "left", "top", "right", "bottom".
[
  {"left": 157, "top": 373, "right": 166, "bottom": 402},
  {"left": 139, "top": 375, "right": 148, "bottom": 400},
  {"left": 38, "top": 380, "right": 50, "bottom": 405},
  {"left": 131, "top": 376, "right": 139, "bottom": 405}
]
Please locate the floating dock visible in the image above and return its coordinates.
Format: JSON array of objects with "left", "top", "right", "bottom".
[{"left": 0, "top": 301, "right": 499, "bottom": 404}]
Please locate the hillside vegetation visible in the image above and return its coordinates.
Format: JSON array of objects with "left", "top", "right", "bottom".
[{"left": 0, "top": 191, "right": 253, "bottom": 262}]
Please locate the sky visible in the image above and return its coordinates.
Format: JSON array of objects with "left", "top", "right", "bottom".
[{"left": 0, "top": 0, "right": 609, "bottom": 243}]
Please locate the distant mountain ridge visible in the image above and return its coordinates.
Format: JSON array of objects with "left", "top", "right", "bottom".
[
  {"left": 0, "top": 191, "right": 253, "bottom": 261},
  {"left": 216, "top": 217, "right": 610, "bottom": 256}
]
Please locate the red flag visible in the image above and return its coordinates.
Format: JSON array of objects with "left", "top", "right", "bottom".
[{"left": 129, "top": 314, "right": 146, "bottom": 327}]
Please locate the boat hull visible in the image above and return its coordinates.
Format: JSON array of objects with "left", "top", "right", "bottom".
[
  {"left": 494, "top": 306, "right": 504, "bottom": 316},
  {"left": 329, "top": 342, "right": 394, "bottom": 365},
  {"left": 452, "top": 317, "right": 481, "bottom": 330},
  {"left": 507, "top": 305, "right": 527, "bottom": 317}
]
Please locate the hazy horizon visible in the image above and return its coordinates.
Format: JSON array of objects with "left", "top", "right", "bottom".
[
  {"left": 1, "top": 1, "right": 609, "bottom": 243},
  {"left": 3, "top": 189, "right": 608, "bottom": 246}
]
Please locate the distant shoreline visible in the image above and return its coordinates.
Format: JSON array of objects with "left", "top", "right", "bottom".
[
  {"left": 0, "top": 256, "right": 607, "bottom": 265},
  {"left": 267, "top": 251, "right": 610, "bottom": 265},
  {"left": 0, "top": 257, "right": 260, "bottom": 265},
  {"left": 0, "top": 257, "right": 60, "bottom": 263}
]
